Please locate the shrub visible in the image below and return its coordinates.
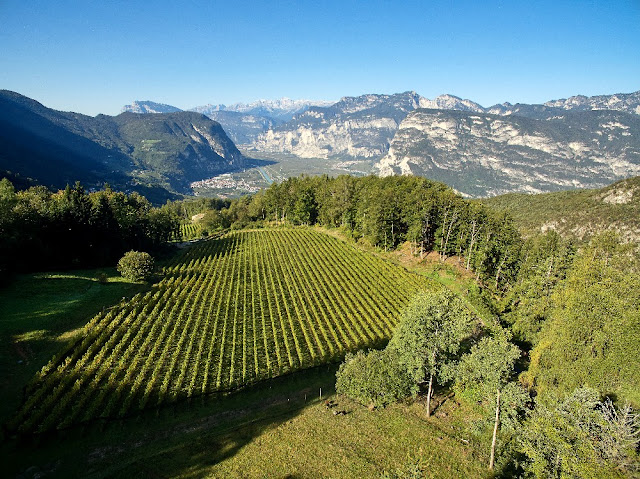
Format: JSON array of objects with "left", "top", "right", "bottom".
[
  {"left": 95, "top": 271, "right": 109, "bottom": 284},
  {"left": 336, "top": 348, "right": 412, "bottom": 409},
  {"left": 117, "top": 251, "right": 154, "bottom": 282}
]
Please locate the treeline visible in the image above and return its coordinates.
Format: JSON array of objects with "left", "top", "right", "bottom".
[
  {"left": 210, "top": 175, "right": 521, "bottom": 292},
  {"left": 0, "top": 179, "right": 179, "bottom": 276}
]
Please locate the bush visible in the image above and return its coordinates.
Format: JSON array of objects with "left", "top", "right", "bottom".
[
  {"left": 95, "top": 271, "right": 109, "bottom": 284},
  {"left": 117, "top": 251, "right": 154, "bottom": 282},
  {"left": 336, "top": 348, "right": 413, "bottom": 409}
]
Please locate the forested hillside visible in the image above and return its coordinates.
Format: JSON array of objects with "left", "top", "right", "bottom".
[
  {"left": 0, "top": 90, "right": 244, "bottom": 197},
  {"left": 483, "top": 176, "right": 640, "bottom": 243}
]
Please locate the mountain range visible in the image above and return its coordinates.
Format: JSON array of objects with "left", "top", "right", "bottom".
[
  {"left": 375, "top": 107, "right": 640, "bottom": 197},
  {"left": 121, "top": 98, "right": 335, "bottom": 145},
  {"left": 2, "top": 88, "right": 639, "bottom": 200},
  {"left": 1, "top": 90, "right": 244, "bottom": 199},
  {"left": 123, "top": 91, "right": 639, "bottom": 197}
]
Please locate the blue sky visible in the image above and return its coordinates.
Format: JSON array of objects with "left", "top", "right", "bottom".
[{"left": 1, "top": 0, "right": 639, "bottom": 115}]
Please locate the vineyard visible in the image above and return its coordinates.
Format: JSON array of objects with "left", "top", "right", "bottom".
[
  {"left": 11, "top": 228, "right": 433, "bottom": 434},
  {"left": 179, "top": 222, "right": 201, "bottom": 240}
]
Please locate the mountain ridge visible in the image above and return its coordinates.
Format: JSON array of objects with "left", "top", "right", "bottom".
[
  {"left": 0, "top": 90, "right": 244, "bottom": 197},
  {"left": 375, "top": 107, "right": 640, "bottom": 197}
]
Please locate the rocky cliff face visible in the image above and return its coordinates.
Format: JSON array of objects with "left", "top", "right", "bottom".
[
  {"left": 253, "top": 92, "right": 424, "bottom": 159},
  {"left": 418, "top": 94, "right": 485, "bottom": 113},
  {"left": 375, "top": 109, "right": 640, "bottom": 197}
]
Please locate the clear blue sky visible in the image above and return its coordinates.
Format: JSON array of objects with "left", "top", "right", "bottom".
[{"left": 1, "top": 0, "right": 639, "bottom": 116}]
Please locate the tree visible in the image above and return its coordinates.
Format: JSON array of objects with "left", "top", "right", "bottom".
[
  {"left": 520, "top": 387, "right": 640, "bottom": 478},
  {"left": 452, "top": 332, "right": 526, "bottom": 471},
  {"left": 336, "top": 348, "right": 413, "bottom": 409},
  {"left": 523, "top": 232, "right": 640, "bottom": 407},
  {"left": 388, "top": 289, "right": 474, "bottom": 417},
  {"left": 501, "top": 231, "right": 575, "bottom": 345},
  {"left": 117, "top": 250, "right": 154, "bottom": 282}
]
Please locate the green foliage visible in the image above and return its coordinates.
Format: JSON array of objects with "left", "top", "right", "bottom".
[
  {"left": 200, "top": 208, "right": 230, "bottom": 233},
  {"left": 451, "top": 330, "right": 527, "bottom": 470},
  {"left": 0, "top": 179, "right": 179, "bottom": 274},
  {"left": 519, "top": 387, "right": 639, "bottom": 478},
  {"left": 388, "top": 289, "right": 475, "bottom": 394},
  {"left": 452, "top": 333, "right": 521, "bottom": 400},
  {"left": 501, "top": 231, "right": 575, "bottom": 345},
  {"left": 117, "top": 251, "right": 155, "bottom": 282},
  {"left": 524, "top": 232, "right": 640, "bottom": 407},
  {"left": 336, "top": 349, "right": 413, "bottom": 408}
]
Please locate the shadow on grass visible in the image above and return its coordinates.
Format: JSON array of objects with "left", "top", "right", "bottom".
[
  {"left": 0, "top": 271, "right": 149, "bottom": 428},
  {"left": 4, "top": 365, "right": 338, "bottom": 479}
]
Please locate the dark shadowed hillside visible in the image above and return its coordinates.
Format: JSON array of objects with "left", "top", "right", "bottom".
[{"left": 0, "top": 91, "right": 245, "bottom": 197}]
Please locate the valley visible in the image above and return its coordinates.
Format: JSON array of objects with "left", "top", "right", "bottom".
[
  {"left": 4, "top": 2, "right": 639, "bottom": 477},
  {"left": 1, "top": 88, "right": 639, "bottom": 479}
]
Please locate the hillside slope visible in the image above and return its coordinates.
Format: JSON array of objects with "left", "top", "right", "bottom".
[
  {"left": 481, "top": 176, "right": 640, "bottom": 242},
  {"left": 9, "top": 228, "right": 433, "bottom": 434},
  {"left": 0, "top": 90, "right": 244, "bottom": 195}
]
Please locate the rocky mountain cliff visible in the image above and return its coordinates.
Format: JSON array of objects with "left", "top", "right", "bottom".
[
  {"left": 1, "top": 91, "right": 244, "bottom": 196},
  {"left": 253, "top": 92, "right": 424, "bottom": 159},
  {"left": 252, "top": 91, "right": 640, "bottom": 163},
  {"left": 418, "top": 94, "right": 485, "bottom": 113},
  {"left": 375, "top": 108, "right": 640, "bottom": 197}
]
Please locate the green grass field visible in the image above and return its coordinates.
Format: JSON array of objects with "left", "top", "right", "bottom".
[
  {"left": 0, "top": 270, "right": 148, "bottom": 427},
  {"left": 3, "top": 366, "right": 487, "bottom": 478},
  {"left": 9, "top": 228, "right": 434, "bottom": 434}
]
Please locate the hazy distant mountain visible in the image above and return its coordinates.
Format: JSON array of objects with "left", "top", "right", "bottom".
[
  {"left": 202, "top": 111, "right": 280, "bottom": 145},
  {"left": 122, "top": 98, "right": 333, "bottom": 145},
  {"left": 191, "top": 98, "right": 335, "bottom": 122},
  {"left": 1, "top": 90, "right": 244, "bottom": 196},
  {"left": 486, "top": 91, "right": 640, "bottom": 117},
  {"left": 375, "top": 108, "right": 640, "bottom": 197},
  {"left": 121, "top": 100, "right": 182, "bottom": 114}
]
